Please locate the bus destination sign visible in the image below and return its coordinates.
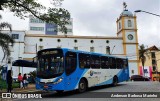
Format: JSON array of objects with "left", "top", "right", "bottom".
[{"left": 41, "top": 50, "right": 58, "bottom": 55}]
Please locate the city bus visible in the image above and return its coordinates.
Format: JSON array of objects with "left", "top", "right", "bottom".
[{"left": 35, "top": 48, "right": 129, "bottom": 93}]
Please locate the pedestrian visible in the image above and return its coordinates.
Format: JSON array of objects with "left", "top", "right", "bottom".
[
  {"left": 18, "top": 73, "right": 23, "bottom": 88},
  {"left": 22, "top": 74, "right": 27, "bottom": 89},
  {"left": 6, "top": 70, "right": 12, "bottom": 93}
]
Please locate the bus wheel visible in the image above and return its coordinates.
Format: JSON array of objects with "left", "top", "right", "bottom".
[
  {"left": 78, "top": 79, "right": 87, "bottom": 93},
  {"left": 56, "top": 90, "right": 64, "bottom": 94},
  {"left": 112, "top": 76, "right": 118, "bottom": 86}
]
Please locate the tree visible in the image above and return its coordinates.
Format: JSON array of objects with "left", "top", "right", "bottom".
[
  {"left": 139, "top": 44, "right": 149, "bottom": 76},
  {"left": 0, "top": 14, "right": 14, "bottom": 61},
  {"left": 0, "top": 0, "right": 70, "bottom": 33}
]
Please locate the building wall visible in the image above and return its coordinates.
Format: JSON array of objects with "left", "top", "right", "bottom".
[
  {"left": 156, "top": 51, "right": 160, "bottom": 72},
  {"left": 129, "top": 62, "right": 139, "bottom": 76},
  {"left": 124, "top": 18, "right": 135, "bottom": 29},
  {"left": 139, "top": 50, "right": 160, "bottom": 72},
  {"left": 28, "top": 15, "right": 45, "bottom": 35},
  {"left": 24, "top": 35, "right": 124, "bottom": 55},
  {"left": 28, "top": 15, "right": 73, "bottom": 35},
  {"left": 0, "top": 9, "right": 139, "bottom": 77},
  {"left": 116, "top": 12, "right": 139, "bottom": 76},
  {"left": 125, "top": 31, "right": 137, "bottom": 43},
  {"left": 126, "top": 45, "right": 137, "bottom": 60},
  {"left": 45, "top": 23, "right": 57, "bottom": 35}
]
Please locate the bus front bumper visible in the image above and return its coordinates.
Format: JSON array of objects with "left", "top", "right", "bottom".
[{"left": 36, "top": 83, "right": 64, "bottom": 91}]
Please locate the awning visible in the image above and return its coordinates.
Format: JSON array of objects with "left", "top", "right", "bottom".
[{"left": 12, "top": 60, "right": 37, "bottom": 68}]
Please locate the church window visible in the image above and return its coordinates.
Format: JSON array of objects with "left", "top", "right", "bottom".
[{"left": 128, "top": 20, "right": 132, "bottom": 27}]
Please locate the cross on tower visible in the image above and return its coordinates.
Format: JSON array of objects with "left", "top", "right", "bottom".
[{"left": 123, "top": 2, "right": 127, "bottom": 10}]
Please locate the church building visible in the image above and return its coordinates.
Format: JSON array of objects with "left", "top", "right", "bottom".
[{"left": 0, "top": 4, "right": 139, "bottom": 77}]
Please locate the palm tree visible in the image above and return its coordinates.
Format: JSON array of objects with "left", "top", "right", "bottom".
[
  {"left": 139, "top": 44, "right": 148, "bottom": 76},
  {"left": 0, "top": 14, "right": 14, "bottom": 62}
]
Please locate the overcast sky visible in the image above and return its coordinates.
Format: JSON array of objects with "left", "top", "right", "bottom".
[{"left": 0, "top": 0, "right": 160, "bottom": 47}]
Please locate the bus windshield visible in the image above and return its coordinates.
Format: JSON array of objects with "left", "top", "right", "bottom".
[{"left": 37, "top": 49, "right": 64, "bottom": 79}]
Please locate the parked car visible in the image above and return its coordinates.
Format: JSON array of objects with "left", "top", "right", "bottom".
[{"left": 130, "top": 75, "right": 150, "bottom": 81}]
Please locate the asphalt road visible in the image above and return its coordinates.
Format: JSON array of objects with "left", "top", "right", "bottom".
[{"left": 2, "top": 81, "right": 160, "bottom": 101}]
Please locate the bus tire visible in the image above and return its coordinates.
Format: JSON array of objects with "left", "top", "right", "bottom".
[
  {"left": 78, "top": 79, "right": 87, "bottom": 93},
  {"left": 112, "top": 76, "right": 118, "bottom": 86}
]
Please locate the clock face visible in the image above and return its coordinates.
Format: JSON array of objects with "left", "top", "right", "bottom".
[{"left": 128, "top": 34, "right": 133, "bottom": 40}]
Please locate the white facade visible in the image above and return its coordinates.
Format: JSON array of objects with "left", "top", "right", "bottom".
[
  {"left": 28, "top": 15, "right": 73, "bottom": 35},
  {"left": 24, "top": 35, "right": 124, "bottom": 55},
  {"left": 117, "top": 9, "right": 139, "bottom": 76},
  {"left": 0, "top": 9, "right": 139, "bottom": 77}
]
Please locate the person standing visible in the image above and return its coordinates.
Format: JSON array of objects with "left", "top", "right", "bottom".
[
  {"left": 6, "top": 70, "right": 12, "bottom": 93},
  {"left": 22, "top": 74, "right": 27, "bottom": 89},
  {"left": 18, "top": 73, "right": 23, "bottom": 88}
]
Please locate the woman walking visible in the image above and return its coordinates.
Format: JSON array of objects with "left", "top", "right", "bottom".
[
  {"left": 6, "top": 70, "right": 12, "bottom": 92},
  {"left": 22, "top": 74, "right": 27, "bottom": 89}
]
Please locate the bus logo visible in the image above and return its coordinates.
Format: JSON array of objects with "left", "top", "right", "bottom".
[{"left": 90, "top": 70, "right": 94, "bottom": 76}]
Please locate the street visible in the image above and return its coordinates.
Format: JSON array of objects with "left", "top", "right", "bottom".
[{"left": 3, "top": 81, "right": 160, "bottom": 101}]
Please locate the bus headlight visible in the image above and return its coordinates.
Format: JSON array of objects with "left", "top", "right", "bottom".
[{"left": 53, "top": 77, "right": 63, "bottom": 84}]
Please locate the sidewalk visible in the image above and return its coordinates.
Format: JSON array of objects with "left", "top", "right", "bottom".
[
  {"left": 0, "top": 84, "right": 44, "bottom": 99},
  {"left": 0, "top": 84, "right": 39, "bottom": 93}
]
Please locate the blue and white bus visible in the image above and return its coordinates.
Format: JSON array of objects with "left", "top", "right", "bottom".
[{"left": 35, "top": 48, "right": 129, "bottom": 93}]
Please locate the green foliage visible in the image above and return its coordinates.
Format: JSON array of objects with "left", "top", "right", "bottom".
[
  {"left": 139, "top": 44, "right": 146, "bottom": 66},
  {"left": 0, "top": 78, "right": 7, "bottom": 89},
  {"left": 0, "top": 78, "right": 19, "bottom": 89},
  {"left": 1, "top": 0, "right": 70, "bottom": 34},
  {"left": 139, "top": 44, "right": 150, "bottom": 76},
  {"left": 0, "top": 14, "right": 15, "bottom": 61},
  {"left": 12, "top": 82, "right": 19, "bottom": 88}
]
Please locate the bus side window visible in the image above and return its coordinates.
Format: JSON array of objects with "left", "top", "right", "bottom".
[
  {"left": 109, "top": 57, "right": 115, "bottom": 69},
  {"left": 112, "top": 58, "right": 116, "bottom": 69},
  {"left": 101, "top": 56, "right": 109, "bottom": 69},
  {"left": 79, "top": 53, "right": 90, "bottom": 68},
  {"left": 65, "top": 52, "right": 77, "bottom": 75},
  {"left": 116, "top": 58, "right": 120, "bottom": 69},
  {"left": 90, "top": 55, "right": 100, "bottom": 69}
]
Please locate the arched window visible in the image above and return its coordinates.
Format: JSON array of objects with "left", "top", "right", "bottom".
[{"left": 128, "top": 20, "right": 132, "bottom": 27}]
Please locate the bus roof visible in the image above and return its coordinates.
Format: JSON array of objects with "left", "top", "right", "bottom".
[{"left": 38, "top": 48, "right": 128, "bottom": 59}]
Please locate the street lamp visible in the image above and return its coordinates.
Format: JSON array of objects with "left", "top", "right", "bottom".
[{"left": 135, "top": 10, "right": 160, "bottom": 17}]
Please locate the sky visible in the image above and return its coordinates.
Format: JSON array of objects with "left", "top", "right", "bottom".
[{"left": 0, "top": 0, "right": 160, "bottom": 48}]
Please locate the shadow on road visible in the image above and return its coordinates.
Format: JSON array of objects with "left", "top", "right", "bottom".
[{"left": 42, "top": 83, "right": 126, "bottom": 98}]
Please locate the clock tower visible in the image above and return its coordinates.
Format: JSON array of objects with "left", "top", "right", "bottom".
[{"left": 116, "top": 2, "right": 139, "bottom": 76}]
